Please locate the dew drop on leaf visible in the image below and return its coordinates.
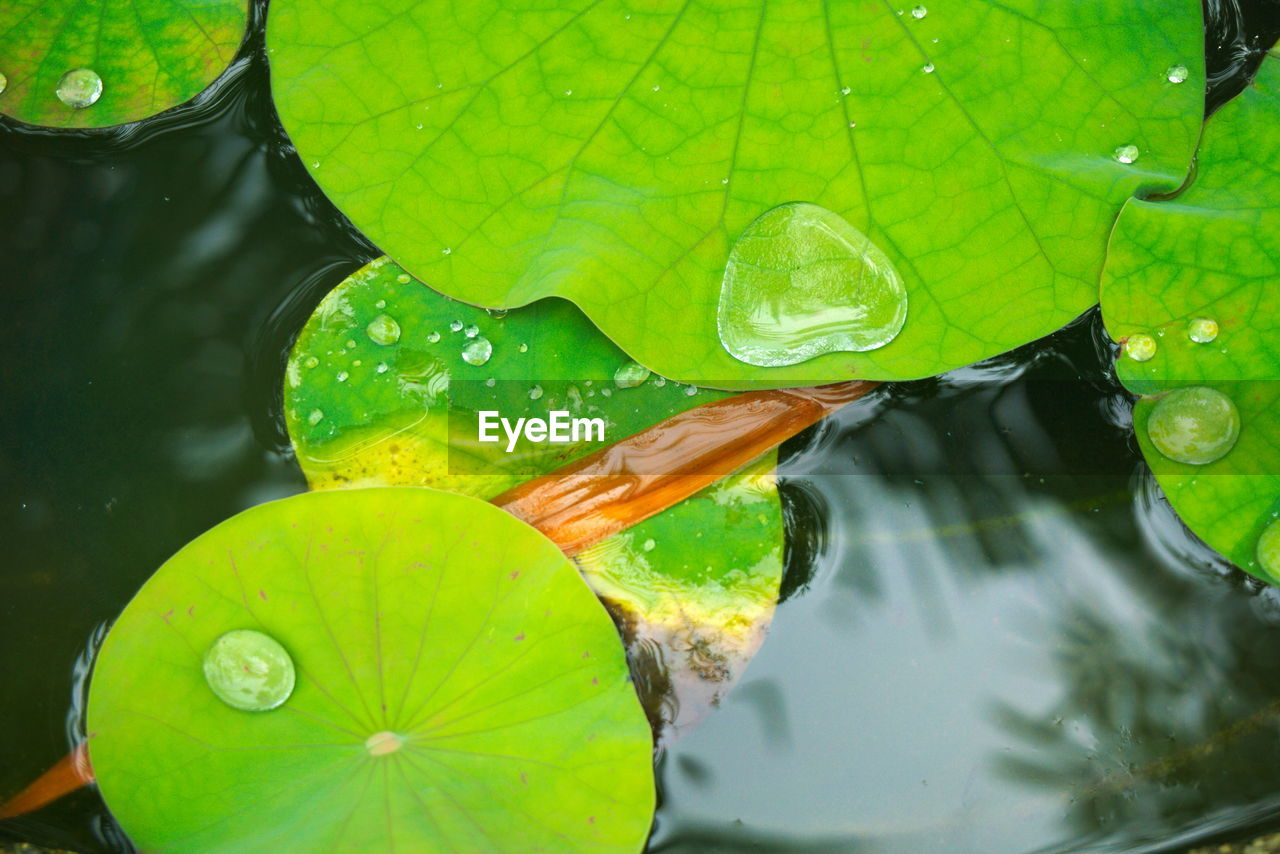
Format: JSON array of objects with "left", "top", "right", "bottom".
[
  {"left": 202, "top": 629, "right": 296, "bottom": 712},
  {"left": 448, "top": 320, "right": 463, "bottom": 332},
  {"left": 528, "top": 385, "right": 543, "bottom": 400},
  {"left": 922, "top": 62, "right": 936, "bottom": 73},
  {"left": 1187, "top": 317, "right": 1218, "bottom": 343},
  {"left": 1146, "top": 386, "right": 1240, "bottom": 465},
  {"left": 1113, "top": 144, "right": 1140, "bottom": 164},
  {"left": 55, "top": 68, "right": 103, "bottom": 108},
  {"left": 336, "top": 370, "right": 349, "bottom": 382},
  {"left": 614, "top": 361, "right": 651, "bottom": 388},
  {"left": 717, "top": 202, "right": 907, "bottom": 367},
  {"left": 366, "top": 313, "right": 401, "bottom": 346},
  {"left": 1124, "top": 333, "right": 1157, "bottom": 361},
  {"left": 307, "top": 409, "right": 324, "bottom": 425},
  {"left": 1257, "top": 518, "right": 1280, "bottom": 579},
  {"left": 303, "top": 356, "right": 319, "bottom": 369},
  {"left": 1166, "top": 64, "right": 1190, "bottom": 84},
  {"left": 0, "top": 72, "right": 7, "bottom": 95},
  {"left": 463, "top": 324, "right": 479, "bottom": 339},
  {"left": 427, "top": 331, "right": 441, "bottom": 343},
  {"left": 911, "top": 5, "right": 928, "bottom": 18},
  {"left": 461, "top": 337, "right": 493, "bottom": 366}
]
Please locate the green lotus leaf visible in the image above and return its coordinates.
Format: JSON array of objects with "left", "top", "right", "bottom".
[
  {"left": 1100, "top": 55, "right": 1280, "bottom": 583},
  {"left": 285, "top": 257, "right": 783, "bottom": 737},
  {"left": 0, "top": 0, "right": 247, "bottom": 128},
  {"left": 267, "top": 0, "right": 1203, "bottom": 387},
  {"left": 87, "top": 487, "right": 655, "bottom": 852}
]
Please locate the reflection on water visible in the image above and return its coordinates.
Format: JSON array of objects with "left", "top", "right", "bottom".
[
  {"left": 652, "top": 317, "right": 1280, "bottom": 853},
  {"left": 3, "top": 0, "right": 1280, "bottom": 851}
]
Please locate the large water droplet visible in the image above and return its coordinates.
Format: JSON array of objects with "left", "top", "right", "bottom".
[
  {"left": 461, "top": 337, "right": 493, "bottom": 366},
  {"left": 1187, "top": 317, "right": 1218, "bottom": 343},
  {"left": 1113, "top": 144, "right": 1140, "bottom": 164},
  {"left": 1146, "top": 386, "right": 1240, "bottom": 465},
  {"left": 614, "top": 361, "right": 651, "bottom": 388},
  {"left": 1257, "top": 518, "right": 1280, "bottom": 579},
  {"left": 366, "top": 313, "right": 401, "bottom": 346},
  {"left": 1166, "top": 64, "right": 1189, "bottom": 84},
  {"left": 56, "top": 68, "right": 103, "bottom": 108},
  {"left": 203, "top": 629, "right": 295, "bottom": 711},
  {"left": 1124, "top": 333, "right": 1157, "bottom": 362},
  {"left": 717, "top": 202, "right": 908, "bottom": 367}
]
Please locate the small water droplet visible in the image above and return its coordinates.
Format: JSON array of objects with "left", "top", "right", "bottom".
[
  {"left": 303, "top": 356, "right": 319, "bottom": 369},
  {"left": 922, "top": 62, "right": 935, "bottom": 73},
  {"left": 366, "top": 314, "right": 401, "bottom": 346},
  {"left": 614, "top": 361, "right": 651, "bottom": 388},
  {"left": 307, "top": 409, "right": 324, "bottom": 425},
  {"left": 376, "top": 362, "right": 389, "bottom": 374},
  {"left": 375, "top": 298, "right": 388, "bottom": 308},
  {"left": 684, "top": 386, "right": 698, "bottom": 396},
  {"left": 1257, "top": 519, "right": 1280, "bottom": 579},
  {"left": 463, "top": 324, "right": 479, "bottom": 338},
  {"left": 1187, "top": 317, "right": 1218, "bottom": 343},
  {"left": 1166, "top": 64, "right": 1189, "bottom": 84},
  {"left": 1146, "top": 386, "right": 1240, "bottom": 465},
  {"left": 1124, "top": 333, "right": 1157, "bottom": 362},
  {"left": 203, "top": 629, "right": 295, "bottom": 712},
  {"left": 0, "top": 72, "right": 7, "bottom": 95},
  {"left": 653, "top": 376, "right": 666, "bottom": 387},
  {"left": 442, "top": 247, "right": 452, "bottom": 255},
  {"left": 642, "top": 538, "right": 656, "bottom": 552},
  {"left": 461, "top": 337, "right": 493, "bottom": 366},
  {"left": 1113, "top": 144, "right": 1140, "bottom": 164},
  {"left": 841, "top": 86, "right": 852, "bottom": 95},
  {"left": 56, "top": 68, "right": 103, "bottom": 108},
  {"left": 652, "top": 84, "right": 661, "bottom": 92},
  {"left": 485, "top": 377, "right": 496, "bottom": 387},
  {"left": 336, "top": 370, "right": 350, "bottom": 382},
  {"left": 718, "top": 202, "right": 907, "bottom": 366},
  {"left": 427, "top": 331, "right": 442, "bottom": 343},
  {"left": 529, "top": 385, "right": 544, "bottom": 400},
  {"left": 395, "top": 273, "right": 410, "bottom": 285},
  {"left": 449, "top": 320, "right": 464, "bottom": 332},
  {"left": 518, "top": 342, "right": 529, "bottom": 353},
  {"left": 312, "top": 161, "right": 320, "bottom": 169},
  {"left": 911, "top": 5, "right": 927, "bottom": 18},
  {"left": 564, "top": 89, "right": 573, "bottom": 96}
]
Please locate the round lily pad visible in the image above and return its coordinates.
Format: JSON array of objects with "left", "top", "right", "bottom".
[{"left": 87, "top": 487, "right": 655, "bottom": 852}]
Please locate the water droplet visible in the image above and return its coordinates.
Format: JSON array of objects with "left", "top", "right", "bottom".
[
  {"left": 642, "top": 538, "right": 656, "bottom": 552},
  {"left": 427, "top": 331, "right": 442, "bottom": 343},
  {"left": 0, "top": 72, "right": 7, "bottom": 95},
  {"left": 564, "top": 89, "right": 573, "bottom": 96},
  {"left": 376, "top": 362, "right": 389, "bottom": 373},
  {"left": 1124, "top": 333, "right": 1157, "bottom": 362},
  {"left": 718, "top": 202, "right": 907, "bottom": 366},
  {"left": 366, "top": 313, "right": 401, "bottom": 346},
  {"left": 463, "top": 324, "right": 479, "bottom": 338},
  {"left": 518, "top": 342, "right": 529, "bottom": 353},
  {"left": 1146, "top": 386, "right": 1240, "bottom": 465},
  {"left": 922, "top": 62, "right": 935, "bottom": 73},
  {"left": 336, "top": 370, "right": 350, "bottom": 382},
  {"left": 1257, "top": 519, "right": 1280, "bottom": 579},
  {"left": 1113, "top": 144, "right": 1140, "bottom": 164},
  {"left": 203, "top": 629, "right": 295, "bottom": 711},
  {"left": 311, "top": 161, "right": 320, "bottom": 169},
  {"left": 55, "top": 68, "right": 103, "bottom": 108},
  {"left": 841, "top": 86, "right": 852, "bottom": 96},
  {"left": 653, "top": 376, "right": 666, "bottom": 387},
  {"left": 307, "top": 409, "right": 325, "bottom": 425},
  {"left": 345, "top": 339, "right": 357, "bottom": 349},
  {"left": 1187, "top": 317, "right": 1218, "bottom": 343},
  {"left": 395, "top": 273, "right": 410, "bottom": 284},
  {"left": 485, "top": 378, "right": 496, "bottom": 387},
  {"left": 442, "top": 247, "right": 452, "bottom": 255},
  {"left": 911, "top": 5, "right": 927, "bottom": 18},
  {"left": 375, "top": 299, "right": 388, "bottom": 308},
  {"left": 303, "top": 356, "right": 319, "bottom": 369},
  {"left": 614, "top": 361, "right": 651, "bottom": 388},
  {"left": 685, "top": 386, "right": 698, "bottom": 396},
  {"left": 449, "top": 320, "right": 464, "bottom": 332},
  {"left": 529, "top": 385, "right": 544, "bottom": 400},
  {"left": 1166, "top": 64, "right": 1189, "bottom": 84},
  {"left": 461, "top": 337, "right": 493, "bottom": 366}
]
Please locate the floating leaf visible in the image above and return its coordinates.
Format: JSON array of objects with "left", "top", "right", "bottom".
[
  {"left": 285, "top": 258, "right": 785, "bottom": 737},
  {"left": 87, "top": 487, "right": 655, "bottom": 852},
  {"left": 268, "top": 0, "right": 1203, "bottom": 386},
  {"left": 1100, "top": 56, "right": 1280, "bottom": 582},
  {"left": 0, "top": 0, "right": 247, "bottom": 128}
]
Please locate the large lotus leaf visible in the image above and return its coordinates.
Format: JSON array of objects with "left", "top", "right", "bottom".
[
  {"left": 285, "top": 257, "right": 783, "bottom": 737},
  {"left": 1100, "top": 56, "right": 1280, "bottom": 583},
  {"left": 0, "top": 0, "right": 246, "bottom": 128},
  {"left": 267, "top": 0, "right": 1203, "bottom": 387},
  {"left": 86, "top": 487, "right": 655, "bottom": 852}
]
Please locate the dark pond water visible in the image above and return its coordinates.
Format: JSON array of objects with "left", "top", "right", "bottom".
[{"left": 3, "top": 2, "right": 1280, "bottom": 852}]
